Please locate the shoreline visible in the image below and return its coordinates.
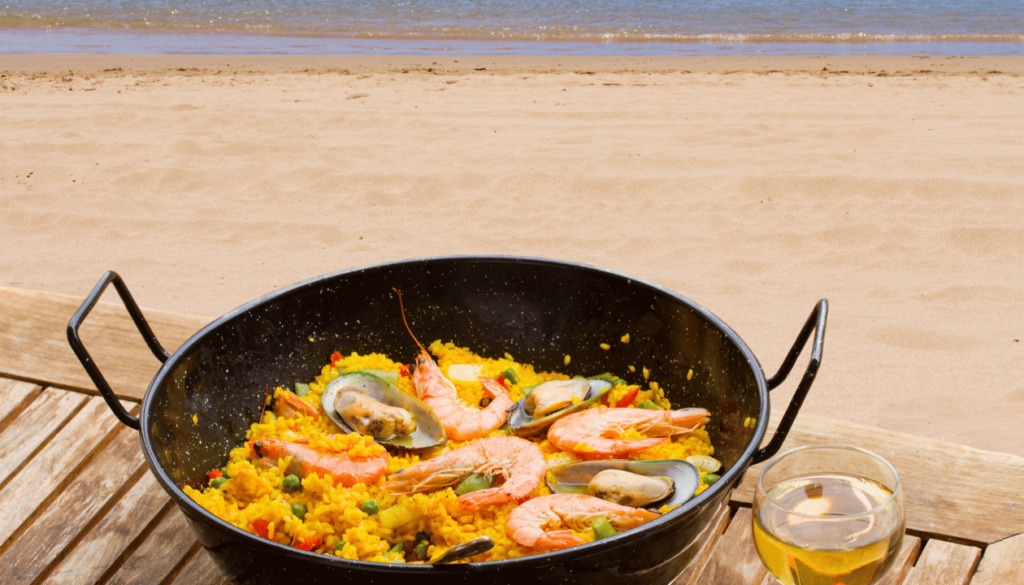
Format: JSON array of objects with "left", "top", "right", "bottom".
[{"left": 5, "top": 54, "right": 1024, "bottom": 76}]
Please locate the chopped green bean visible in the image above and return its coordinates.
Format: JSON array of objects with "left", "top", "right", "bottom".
[
  {"left": 454, "top": 473, "right": 491, "bottom": 496},
  {"left": 704, "top": 473, "right": 721, "bottom": 485},
  {"left": 592, "top": 516, "right": 617, "bottom": 540},
  {"left": 638, "top": 400, "right": 661, "bottom": 410},
  {"left": 361, "top": 499, "right": 379, "bottom": 515},
  {"left": 294, "top": 382, "right": 310, "bottom": 397},
  {"left": 335, "top": 542, "right": 346, "bottom": 552},
  {"left": 501, "top": 368, "right": 520, "bottom": 385},
  {"left": 415, "top": 531, "right": 430, "bottom": 544},
  {"left": 414, "top": 541, "right": 430, "bottom": 560},
  {"left": 282, "top": 474, "right": 302, "bottom": 492},
  {"left": 291, "top": 503, "right": 307, "bottom": 520},
  {"left": 209, "top": 477, "right": 227, "bottom": 489}
]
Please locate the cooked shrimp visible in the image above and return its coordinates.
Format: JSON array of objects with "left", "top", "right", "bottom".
[
  {"left": 273, "top": 389, "right": 318, "bottom": 418},
  {"left": 394, "top": 288, "right": 514, "bottom": 440},
  {"left": 251, "top": 438, "right": 389, "bottom": 487},
  {"left": 547, "top": 407, "right": 710, "bottom": 458},
  {"left": 506, "top": 493, "right": 660, "bottom": 550},
  {"left": 384, "top": 436, "right": 546, "bottom": 510}
]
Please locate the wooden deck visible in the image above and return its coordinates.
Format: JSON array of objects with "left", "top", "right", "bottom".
[{"left": 1, "top": 286, "right": 1022, "bottom": 585}]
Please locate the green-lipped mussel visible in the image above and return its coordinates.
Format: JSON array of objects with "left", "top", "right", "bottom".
[
  {"left": 507, "top": 378, "right": 613, "bottom": 437},
  {"left": 322, "top": 372, "right": 446, "bottom": 451},
  {"left": 545, "top": 459, "right": 700, "bottom": 510}
]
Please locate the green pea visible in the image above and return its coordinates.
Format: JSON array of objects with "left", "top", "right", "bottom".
[
  {"left": 704, "top": 473, "right": 721, "bottom": 485},
  {"left": 500, "top": 368, "right": 520, "bottom": 385},
  {"left": 282, "top": 474, "right": 302, "bottom": 492},
  {"left": 454, "top": 473, "right": 491, "bottom": 496},
  {"left": 638, "top": 400, "right": 661, "bottom": 410},
  {"left": 414, "top": 541, "right": 430, "bottom": 560},
  {"left": 291, "top": 503, "right": 307, "bottom": 520},
  {"left": 592, "top": 516, "right": 617, "bottom": 540},
  {"left": 209, "top": 477, "right": 227, "bottom": 489},
  {"left": 361, "top": 500, "right": 379, "bottom": 515},
  {"left": 294, "top": 382, "right": 310, "bottom": 397}
]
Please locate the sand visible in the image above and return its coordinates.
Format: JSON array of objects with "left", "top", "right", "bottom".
[{"left": 1, "top": 54, "right": 1021, "bottom": 456}]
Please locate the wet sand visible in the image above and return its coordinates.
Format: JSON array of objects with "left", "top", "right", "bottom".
[{"left": 1, "top": 54, "right": 1022, "bottom": 455}]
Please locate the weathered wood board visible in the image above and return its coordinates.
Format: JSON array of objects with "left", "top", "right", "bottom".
[
  {"left": 732, "top": 416, "right": 1024, "bottom": 545},
  {"left": 0, "top": 287, "right": 211, "bottom": 400}
]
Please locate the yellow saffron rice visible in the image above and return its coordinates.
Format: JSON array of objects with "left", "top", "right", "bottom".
[{"left": 184, "top": 341, "right": 716, "bottom": 564}]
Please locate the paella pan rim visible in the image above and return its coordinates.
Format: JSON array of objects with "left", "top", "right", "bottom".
[{"left": 138, "top": 254, "right": 771, "bottom": 570}]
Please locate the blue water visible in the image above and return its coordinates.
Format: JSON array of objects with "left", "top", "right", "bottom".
[{"left": 1, "top": 0, "right": 1022, "bottom": 55}]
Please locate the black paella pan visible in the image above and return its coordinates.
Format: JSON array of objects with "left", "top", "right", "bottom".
[{"left": 67, "top": 256, "right": 827, "bottom": 585}]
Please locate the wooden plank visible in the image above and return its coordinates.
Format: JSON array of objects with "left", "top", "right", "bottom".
[
  {"left": 167, "top": 548, "right": 226, "bottom": 585},
  {"left": 875, "top": 535, "right": 923, "bottom": 585},
  {"left": 732, "top": 415, "right": 1024, "bottom": 544},
  {"left": 45, "top": 470, "right": 172, "bottom": 585},
  {"left": 0, "top": 387, "right": 88, "bottom": 486},
  {"left": 0, "top": 377, "right": 41, "bottom": 433},
  {"left": 0, "top": 424, "right": 147, "bottom": 583},
  {"left": 670, "top": 501, "right": 732, "bottom": 585},
  {"left": 693, "top": 507, "right": 767, "bottom": 585},
  {"left": 0, "top": 287, "right": 211, "bottom": 400},
  {"left": 0, "top": 396, "right": 129, "bottom": 545},
  {"left": 104, "top": 509, "right": 199, "bottom": 585},
  {"left": 971, "top": 533, "right": 1024, "bottom": 585},
  {"left": 902, "top": 539, "right": 981, "bottom": 585}
]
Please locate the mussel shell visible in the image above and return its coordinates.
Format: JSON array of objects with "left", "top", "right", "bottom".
[
  {"left": 545, "top": 459, "right": 700, "bottom": 510},
  {"left": 507, "top": 379, "right": 612, "bottom": 437},
  {"left": 322, "top": 372, "right": 446, "bottom": 451}
]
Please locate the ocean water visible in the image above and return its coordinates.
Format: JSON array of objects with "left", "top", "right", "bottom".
[{"left": 1, "top": 0, "right": 1022, "bottom": 55}]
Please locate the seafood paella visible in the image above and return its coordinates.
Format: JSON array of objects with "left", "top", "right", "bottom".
[{"left": 185, "top": 312, "right": 721, "bottom": 564}]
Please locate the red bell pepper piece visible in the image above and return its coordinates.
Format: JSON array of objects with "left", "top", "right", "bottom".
[
  {"left": 293, "top": 536, "right": 321, "bottom": 551},
  {"left": 495, "top": 374, "right": 507, "bottom": 389},
  {"left": 614, "top": 387, "right": 639, "bottom": 408},
  {"left": 252, "top": 519, "right": 270, "bottom": 539},
  {"left": 207, "top": 468, "right": 223, "bottom": 479},
  {"left": 400, "top": 364, "right": 412, "bottom": 378},
  {"left": 330, "top": 351, "right": 343, "bottom": 365}
]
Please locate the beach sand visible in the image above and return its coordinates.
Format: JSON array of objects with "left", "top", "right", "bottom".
[{"left": 1, "top": 55, "right": 1021, "bottom": 456}]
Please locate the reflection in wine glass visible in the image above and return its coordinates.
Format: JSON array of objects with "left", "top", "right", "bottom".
[{"left": 752, "top": 445, "right": 905, "bottom": 585}]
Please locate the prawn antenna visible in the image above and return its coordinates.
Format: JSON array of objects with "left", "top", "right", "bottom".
[{"left": 393, "top": 287, "right": 427, "bottom": 354}]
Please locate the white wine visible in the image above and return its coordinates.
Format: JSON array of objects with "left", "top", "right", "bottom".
[{"left": 753, "top": 474, "right": 904, "bottom": 585}]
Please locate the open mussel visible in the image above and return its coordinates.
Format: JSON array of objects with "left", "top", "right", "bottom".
[
  {"left": 545, "top": 459, "right": 700, "bottom": 510},
  {"left": 322, "top": 372, "right": 446, "bottom": 451},
  {"left": 508, "top": 378, "right": 613, "bottom": 437}
]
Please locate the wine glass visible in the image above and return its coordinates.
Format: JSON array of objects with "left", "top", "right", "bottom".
[{"left": 752, "top": 445, "right": 905, "bottom": 585}]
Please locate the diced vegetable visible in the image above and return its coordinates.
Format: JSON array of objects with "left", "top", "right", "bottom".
[
  {"left": 335, "top": 542, "right": 346, "bottom": 552},
  {"left": 252, "top": 519, "right": 270, "bottom": 539},
  {"left": 454, "top": 473, "right": 492, "bottom": 496},
  {"left": 592, "top": 516, "right": 617, "bottom": 540},
  {"left": 501, "top": 368, "right": 520, "bottom": 385},
  {"left": 208, "top": 468, "right": 223, "bottom": 479},
  {"left": 379, "top": 505, "right": 424, "bottom": 528},
  {"left": 415, "top": 531, "right": 430, "bottom": 543},
  {"left": 638, "top": 400, "right": 661, "bottom": 410},
  {"left": 704, "top": 473, "right": 721, "bottom": 485},
  {"left": 294, "top": 382, "right": 310, "bottom": 397},
  {"left": 447, "top": 364, "right": 484, "bottom": 382},
  {"left": 282, "top": 474, "right": 302, "bottom": 492},
  {"left": 615, "top": 388, "right": 639, "bottom": 408},
  {"left": 361, "top": 499, "right": 379, "bottom": 515},
  {"left": 331, "top": 351, "right": 343, "bottom": 364},
  {"left": 414, "top": 541, "right": 430, "bottom": 560},
  {"left": 291, "top": 503, "right": 307, "bottom": 520},
  {"left": 209, "top": 477, "right": 227, "bottom": 489},
  {"left": 293, "top": 536, "right": 320, "bottom": 551}
]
